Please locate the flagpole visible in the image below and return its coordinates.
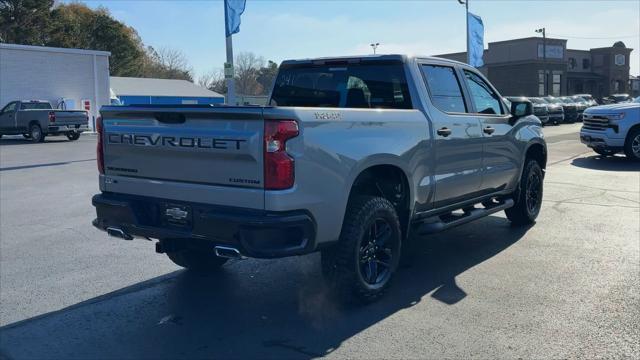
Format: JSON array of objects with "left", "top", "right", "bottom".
[
  {"left": 465, "top": 0, "right": 470, "bottom": 65},
  {"left": 224, "top": 0, "right": 236, "bottom": 105},
  {"left": 225, "top": 35, "right": 236, "bottom": 105}
]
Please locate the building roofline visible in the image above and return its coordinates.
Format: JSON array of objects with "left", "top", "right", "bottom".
[
  {"left": 487, "top": 36, "right": 567, "bottom": 45},
  {"left": 0, "top": 43, "right": 110, "bottom": 56}
]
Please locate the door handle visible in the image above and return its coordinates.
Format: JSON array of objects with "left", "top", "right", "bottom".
[
  {"left": 483, "top": 126, "right": 495, "bottom": 135},
  {"left": 437, "top": 127, "right": 452, "bottom": 137}
]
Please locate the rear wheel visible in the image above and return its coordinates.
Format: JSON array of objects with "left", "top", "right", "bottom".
[
  {"left": 166, "top": 248, "right": 228, "bottom": 272},
  {"left": 623, "top": 127, "right": 640, "bottom": 161},
  {"left": 29, "top": 124, "right": 44, "bottom": 143},
  {"left": 321, "top": 196, "right": 402, "bottom": 304},
  {"left": 594, "top": 148, "right": 617, "bottom": 156},
  {"left": 505, "top": 159, "right": 544, "bottom": 226},
  {"left": 66, "top": 132, "right": 81, "bottom": 141}
]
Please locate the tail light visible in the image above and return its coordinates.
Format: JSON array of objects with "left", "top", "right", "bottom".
[
  {"left": 48, "top": 111, "right": 56, "bottom": 123},
  {"left": 96, "top": 116, "right": 104, "bottom": 174},
  {"left": 264, "top": 120, "right": 299, "bottom": 190}
]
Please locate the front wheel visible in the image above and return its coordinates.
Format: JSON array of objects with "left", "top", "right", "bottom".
[
  {"left": 66, "top": 132, "right": 81, "bottom": 141},
  {"left": 321, "top": 196, "right": 402, "bottom": 304},
  {"left": 505, "top": 159, "right": 544, "bottom": 226},
  {"left": 624, "top": 127, "right": 640, "bottom": 162},
  {"left": 166, "top": 247, "right": 228, "bottom": 272}
]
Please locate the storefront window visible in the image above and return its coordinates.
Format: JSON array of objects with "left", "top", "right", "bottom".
[
  {"left": 538, "top": 70, "right": 545, "bottom": 96},
  {"left": 552, "top": 74, "right": 561, "bottom": 96}
]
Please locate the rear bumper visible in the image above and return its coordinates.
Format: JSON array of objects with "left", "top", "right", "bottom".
[
  {"left": 48, "top": 124, "right": 89, "bottom": 133},
  {"left": 92, "top": 193, "right": 317, "bottom": 258}
]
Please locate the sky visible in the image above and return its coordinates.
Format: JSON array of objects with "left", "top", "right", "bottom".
[{"left": 76, "top": 0, "right": 640, "bottom": 80}]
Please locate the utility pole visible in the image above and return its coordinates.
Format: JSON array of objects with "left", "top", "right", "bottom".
[
  {"left": 458, "top": 0, "right": 470, "bottom": 64},
  {"left": 536, "top": 27, "right": 547, "bottom": 96},
  {"left": 370, "top": 43, "right": 380, "bottom": 54}
]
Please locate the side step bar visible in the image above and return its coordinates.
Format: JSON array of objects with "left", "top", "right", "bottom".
[{"left": 415, "top": 198, "right": 514, "bottom": 235}]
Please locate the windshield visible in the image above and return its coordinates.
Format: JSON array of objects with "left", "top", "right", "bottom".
[
  {"left": 561, "top": 98, "right": 574, "bottom": 104},
  {"left": 270, "top": 62, "right": 412, "bottom": 109},
  {"left": 20, "top": 102, "right": 52, "bottom": 110},
  {"left": 571, "top": 96, "right": 586, "bottom": 103},
  {"left": 634, "top": 96, "right": 640, "bottom": 103},
  {"left": 529, "top": 98, "right": 544, "bottom": 104}
]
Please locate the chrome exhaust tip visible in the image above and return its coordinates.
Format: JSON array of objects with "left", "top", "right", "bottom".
[
  {"left": 106, "top": 227, "right": 134, "bottom": 240},
  {"left": 214, "top": 246, "right": 245, "bottom": 259}
]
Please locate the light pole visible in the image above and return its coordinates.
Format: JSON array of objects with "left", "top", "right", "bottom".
[
  {"left": 536, "top": 27, "right": 547, "bottom": 96},
  {"left": 457, "top": 0, "right": 470, "bottom": 65},
  {"left": 370, "top": 43, "right": 380, "bottom": 55}
]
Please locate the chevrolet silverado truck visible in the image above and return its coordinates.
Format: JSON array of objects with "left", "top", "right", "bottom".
[
  {"left": 580, "top": 96, "right": 640, "bottom": 160},
  {"left": 0, "top": 100, "right": 89, "bottom": 142},
  {"left": 92, "top": 55, "right": 546, "bottom": 303}
]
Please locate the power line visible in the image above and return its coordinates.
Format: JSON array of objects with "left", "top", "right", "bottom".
[{"left": 548, "top": 33, "right": 639, "bottom": 40}]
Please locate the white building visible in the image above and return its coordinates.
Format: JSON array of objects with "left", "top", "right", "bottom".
[{"left": 0, "top": 43, "right": 111, "bottom": 130}]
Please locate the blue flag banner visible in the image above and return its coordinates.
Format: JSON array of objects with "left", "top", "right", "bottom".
[
  {"left": 468, "top": 12, "right": 484, "bottom": 67},
  {"left": 225, "top": 0, "right": 246, "bottom": 37}
]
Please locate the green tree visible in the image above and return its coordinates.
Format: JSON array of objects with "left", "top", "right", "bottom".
[
  {"left": 48, "top": 3, "right": 146, "bottom": 76},
  {"left": 0, "top": 0, "right": 53, "bottom": 44},
  {"left": 257, "top": 60, "right": 279, "bottom": 95}
]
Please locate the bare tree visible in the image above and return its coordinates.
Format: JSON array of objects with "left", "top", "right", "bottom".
[
  {"left": 198, "top": 69, "right": 227, "bottom": 95},
  {"left": 143, "top": 46, "right": 193, "bottom": 81},
  {"left": 235, "top": 52, "right": 265, "bottom": 96}
]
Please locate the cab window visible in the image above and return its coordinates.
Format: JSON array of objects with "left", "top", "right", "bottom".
[
  {"left": 420, "top": 65, "right": 467, "bottom": 113},
  {"left": 463, "top": 70, "right": 505, "bottom": 115},
  {"left": 1, "top": 102, "right": 17, "bottom": 113}
]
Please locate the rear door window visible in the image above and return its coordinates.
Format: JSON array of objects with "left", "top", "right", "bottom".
[
  {"left": 270, "top": 62, "right": 412, "bottom": 109},
  {"left": 420, "top": 65, "right": 467, "bottom": 113}
]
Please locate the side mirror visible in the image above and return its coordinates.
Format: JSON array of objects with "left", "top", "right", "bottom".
[{"left": 510, "top": 100, "right": 533, "bottom": 118}]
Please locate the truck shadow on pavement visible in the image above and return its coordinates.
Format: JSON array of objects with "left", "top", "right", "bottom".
[
  {"left": 0, "top": 216, "right": 530, "bottom": 359},
  {"left": 0, "top": 137, "right": 76, "bottom": 146},
  {"left": 571, "top": 155, "right": 640, "bottom": 172}
]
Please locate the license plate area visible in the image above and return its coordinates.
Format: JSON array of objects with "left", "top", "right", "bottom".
[{"left": 161, "top": 203, "right": 192, "bottom": 228}]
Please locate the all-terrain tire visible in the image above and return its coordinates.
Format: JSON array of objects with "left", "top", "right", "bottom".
[
  {"left": 321, "top": 196, "right": 402, "bottom": 304},
  {"left": 166, "top": 249, "right": 228, "bottom": 272},
  {"left": 505, "top": 159, "right": 544, "bottom": 226},
  {"left": 623, "top": 127, "right": 640, "bottom": 162}
]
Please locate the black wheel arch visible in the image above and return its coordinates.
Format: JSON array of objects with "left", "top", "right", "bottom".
[{"left": 347, "top": 165, "right": 412, "bottom": 239}]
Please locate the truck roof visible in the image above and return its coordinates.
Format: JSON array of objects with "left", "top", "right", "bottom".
[{"left": 280, "top": 54, "right": 468, "bottom": 67}]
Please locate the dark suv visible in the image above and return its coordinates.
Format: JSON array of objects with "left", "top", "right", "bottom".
[{"left": 545, "top": 96, "right": 577, "bottom": 123}]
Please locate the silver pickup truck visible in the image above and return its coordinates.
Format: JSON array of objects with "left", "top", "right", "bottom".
[
  {"left": 92, "top": 55, "right": 546, "bottom": 303},
  {"left": 0, "top": 100, "right": 89, "bottom": 142}
]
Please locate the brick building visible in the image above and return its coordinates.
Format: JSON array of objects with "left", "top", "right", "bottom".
[{"left": 437, "top": 38, "right": 634, "bottom": 100}]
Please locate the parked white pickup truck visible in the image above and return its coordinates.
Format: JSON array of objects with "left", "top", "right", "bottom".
[{"left": 580, "top": 96, "right": 640, "bottom": 160}]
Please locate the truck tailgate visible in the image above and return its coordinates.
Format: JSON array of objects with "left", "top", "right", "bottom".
[
  {"left": 53, "top": 110, "right": 89, "bottom": 125},
  {"left": 100, "top": 106, "right": 265, "bottom": 207}
]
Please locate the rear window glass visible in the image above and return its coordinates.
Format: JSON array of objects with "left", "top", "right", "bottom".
[
  {"left": 270, "top": 63, "right": 412, "bottom": 109},
  {"left": 20, "top": 102, "right": 52, "bottom": 110}
]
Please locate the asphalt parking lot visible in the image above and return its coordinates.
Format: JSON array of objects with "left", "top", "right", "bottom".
[{"left": 0, "top": 124, "right": 638, "bottom": 359}]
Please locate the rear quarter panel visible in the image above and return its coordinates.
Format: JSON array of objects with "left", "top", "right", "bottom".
[{"left": 263, "top": 107, "right": 432, "bottom": 245}]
